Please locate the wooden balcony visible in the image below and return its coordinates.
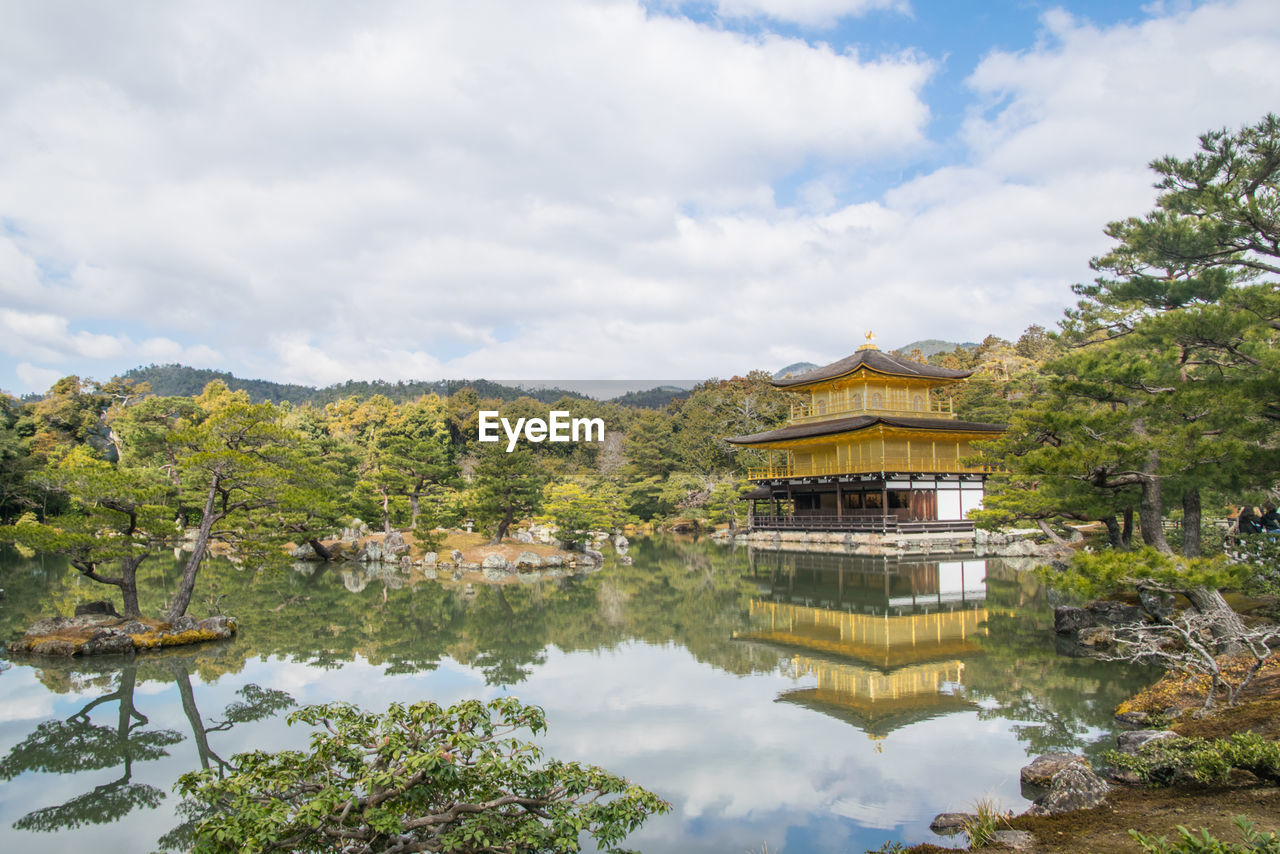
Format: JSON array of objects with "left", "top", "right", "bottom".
[
  {"left": 789, "top": 398, "right": 954, "bottom": 424},
  {"left": 747, "top": 456, "right": 992, "bottom": 480}
]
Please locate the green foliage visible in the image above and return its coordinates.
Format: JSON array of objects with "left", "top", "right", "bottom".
[
  {"left": 1105, "top": 732, "right": 1280, "bottom": 787},
  {"left": 703, "top": 478, "right": 750, "bottom": 527},
  {"left": 469, "top": 445, "right": 546, "bottom": 542},
  {"left": 1131, "top": 817, "right": 1280, "bottom": 853},
  {"left": 176, "top": 697, "right": 669, "bottom": 854},
  {"left": 541, "top": 477, "right": 630, "bottom": 545},
  {"left": 987, "top": 115, "right": 1280, "bottom": 555},
  {"left": 1045, "top": 548, "right": 1244, "bottom": 600}
]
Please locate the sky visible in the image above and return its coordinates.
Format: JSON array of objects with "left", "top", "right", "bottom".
[{"left": 2, "top": 0, "right": 1279, "bottom": 395}]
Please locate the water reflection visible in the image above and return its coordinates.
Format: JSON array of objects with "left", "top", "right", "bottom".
[
  {"left": 0, "top": 539, "right": 1155, "bottom": 853},
  {"left": 739, "top": 551, "right": 990, "bottom": 739},
  {"left": 0, "top": 648, "right": 293, "bottom": 843}
]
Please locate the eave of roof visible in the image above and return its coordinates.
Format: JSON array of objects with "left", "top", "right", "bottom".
[
  {"left": 772, "top": 348, "right": 972, "bottom": 388},
  {"left": 725, "top": 414, "right": 1005, "bottom": 445}
]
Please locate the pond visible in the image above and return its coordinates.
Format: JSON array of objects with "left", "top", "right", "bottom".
[{"left": 0, "top": 538, "right": 1155, "bottom": 853}]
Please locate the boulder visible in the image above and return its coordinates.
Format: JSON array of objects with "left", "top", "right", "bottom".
[
  {"left": 1025, "top": 765, "right": 1110, "bottom": 816},
  {"left": 928, "top": 812, "right": 973, "bottom": 834},
  {"left": 81, "top": 630, "right": 134, "bottom": 656},
  {"left": 1087, "top": 599, "right": 1144, "bottom": 627},
  {"left": 450, "top": 549, "right": 465, "bottom": 565},
  {"left": 30, "top": 638, "right": 78, "bottom": 656},
  {"left": 422, "top": 552, "right": 437, "bottom": 566},
  {"left": 1054, "top": 607, "right": 1093, "bottom": 635},
  {"left": 482, "top": 554, "right": 509, "bottom": 569},
  {"left": 1020, "top": 753, "right": 1090, "bottom": 788},
  {"left": 74, "top": 600, "right": 121, "bottom": 618},
  {"left": 515, "top": 551, "right": 541, "bottom": 568},
  {"left": 383, "top": 530, "right": 408, "bottom": 557},
  {"left": 361, "top": 542, "right": 383, "bottom": 563},
  {"left": 542, "top": 555, "right": 564, "bottom": 568},
  {"left": 515, "top": 530, "right": 535, "bottom": 544},
  {"left": 119, "top": 620, "right": 150, "bottom": 635},
  {"left": 1117, "top": 729, "right": 1179, "bottom": 755},
  {"left": 170, "top": 615, "right": 198, "bottom": 633}
]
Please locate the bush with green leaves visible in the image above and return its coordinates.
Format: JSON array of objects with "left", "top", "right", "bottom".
[
  {"left": 1105, "top": 732, "right": 1280, "bottom": 786},
  {"left": 1131, "top": 817, "right": 1280, "bottom": 853},
  {"left": 176, "top": 697, "right": 669, "bottom": 853}
]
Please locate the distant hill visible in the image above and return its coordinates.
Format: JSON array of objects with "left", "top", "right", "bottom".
[
  {"left": 120, "top": 364, "right": 590, "bottom": 406},
  {"left": 893, "top": 339, "right": 978, "bottom": 357},
  {"left": 774, "top": 361, "right": 820, "bottom": 379},
  {"left": 606, "top": 385, "right": 690, "bottom": 409}
]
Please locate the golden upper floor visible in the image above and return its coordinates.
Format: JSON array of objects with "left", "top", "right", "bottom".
[{"left": 773, "top": 344, "right": 970, "bottom": 424}]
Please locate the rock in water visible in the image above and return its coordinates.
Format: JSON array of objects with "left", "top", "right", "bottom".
[
  {"left": 1020, "top": 753, "right": 1090, "bottom": 788},
  {"left": 1053, "top": 606, "right": 1092, "bottom": 634},
  {"left": 929, "top": 813, "right": 973, "bottom": 835},
  {"left": 1025, "top": 766, "right": 1110, "bottom": 816}
]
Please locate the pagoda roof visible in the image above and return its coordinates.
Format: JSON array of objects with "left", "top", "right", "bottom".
[
  {"left": 773, "top": 348, "right": 971, "bottom": 388},
  {"left": 725, "top": 414, "right": 1005, "bottom": 446}
]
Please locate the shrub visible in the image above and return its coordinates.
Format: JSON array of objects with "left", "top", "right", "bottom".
[
  {"left": 1105, "top": 732, "right": 1280, "bottom": 786},
  {"left": 176, "top": 697, "right": 669, "bottom": 853}
]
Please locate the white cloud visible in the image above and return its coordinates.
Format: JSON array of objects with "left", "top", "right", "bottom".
[
  {"left": 1, "top": 0, "right": 1279, "bottom": 392},
  {"left": 14, "top": 362, "right": 63, "bottom": 392}
]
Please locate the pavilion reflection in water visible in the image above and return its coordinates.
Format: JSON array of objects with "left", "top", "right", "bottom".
[{"left": 738, "top": 549, "right": 995, "bottom": 738}]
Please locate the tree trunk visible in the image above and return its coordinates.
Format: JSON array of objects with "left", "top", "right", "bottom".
[
  {"left": 1186, "top": 585, "right": 1247, "bottom": 654},
  {"left": 167, "top": 473, "right": 221, "bottom": 623},
  {"left": 1122, "top": 507, "right": 1134, "bottom": 549},
  {"left": 381, "top": 490, "right": 392, "bottom": 536},
  {"left": 1103, "top": 515, "right": 1123, "bottom": 549},
  {"left": 1036, "top": 518, "right": 1068, "bottom": 546},
  {"left": 409, "top": 491, "right": 420, "bottom": 529},
  {"left": 119, "top": 554, "right": 146, "bottom": 618},
  {"left": 1138, "top": 450, "right": 1171, "bottom": 554},
  {"left": 491, "top": 509, "right": 514, "bottom": 545},
  {"left": 1182, "top": 489, "right": 1202, "bottom": 558},
  {"left": 308, "top": 538, "right": 333, "bottom": 561}
]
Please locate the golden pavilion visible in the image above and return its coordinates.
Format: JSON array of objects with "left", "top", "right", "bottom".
[{"left": 726, "top": 340, "right": 1004, "bottom": 533}]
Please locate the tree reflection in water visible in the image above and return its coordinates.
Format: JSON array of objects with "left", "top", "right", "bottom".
[{"left": 0, "top": 652, "right": 293, "bottom": 839}]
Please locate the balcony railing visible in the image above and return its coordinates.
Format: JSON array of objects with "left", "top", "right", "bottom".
[
  {"left": 789, "top": 398, "right": 954, "bottom": 423},
  {"left": 747, "top": 456, "right": 993, "bottom": 480},
  {"left": 747, "top": 513, "right": 975, "bottom": 534}
]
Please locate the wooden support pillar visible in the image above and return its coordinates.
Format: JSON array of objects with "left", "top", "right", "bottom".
[{"left": 836, "top": 480, "right": 843, "bottom": 520}]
